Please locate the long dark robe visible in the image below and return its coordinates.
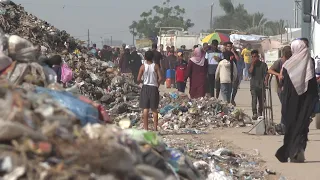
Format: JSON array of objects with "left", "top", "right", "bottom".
[
  {"left": 185, "top": 60, "right": 208, "bottom": 99},
  {"left": 130, "top": 51, "right": 142, "bottom": 83},
  {"left": 119, "top": 52, "right": 132, "bottom": 73},
  {"left": 275, "top": 68, "right": 318, "bottom": 162}
]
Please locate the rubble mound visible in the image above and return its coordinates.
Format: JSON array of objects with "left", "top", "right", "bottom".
[{"left": 0, "top": 1, "right": 77, "bottom": 51}]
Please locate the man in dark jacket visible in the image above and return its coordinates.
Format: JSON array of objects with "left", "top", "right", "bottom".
[
  {"left": 130, "top": 47, "right": 142, "bottom": 84},
  {"left": 119, "top": 47, "right": 132, "bottom": 73},
  {"left": 100, "top": 45, "right": 113, "bottom": 62},
  {"left": 162, "top": 50, "right": 177, "bottom": 87}
]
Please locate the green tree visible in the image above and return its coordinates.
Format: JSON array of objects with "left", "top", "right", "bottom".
[
  {"left": 212, "top": 1, "right": 285, "bottom": 36},
  {"left": 129, "top": 0, "right": 194, "bottom": 38},
  {"left": 264, "top": 19, "right": 286, "bottom": 35}
]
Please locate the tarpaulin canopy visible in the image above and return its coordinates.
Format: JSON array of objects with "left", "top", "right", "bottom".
[{"left": 201, "top": 32, "right": 229, "bottom": 44}]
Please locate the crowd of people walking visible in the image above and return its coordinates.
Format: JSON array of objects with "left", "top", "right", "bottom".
[
  {"left": 132, "top": 38, "right": 320, "bottom": 164},
  {"left": 38, "top": 36, "right": 320, "bottom": 163}
]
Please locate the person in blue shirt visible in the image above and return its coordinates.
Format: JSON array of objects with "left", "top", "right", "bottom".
[{"left": 90, "top": 44, "right": 98, "bottom": 57}]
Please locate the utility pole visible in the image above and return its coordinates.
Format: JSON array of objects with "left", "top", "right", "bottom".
[
  {"left": 286, "top": 20, "right": 289, "bottom": 42},
  {"left": 101, "top": 37, "right": 103, "bottom": 47},
  {"left": 279, "top": 23, "right": 282, "bottom": 43},
  {"left": 294, "top": 1, "right": 296, "bottom": 27},
  {"left": 210, "top": 3, "right": 214, "bottom": 29},
  {"left": 87, "top": 29, "right": 90, "bottom": 48},
  {"left": 110, "top": 36, "right": 113, "bottom": 46},
  {"left": 294, "top": 0, "right": 301, "bottom": 28},
  {"left": 290, "top": 22, "right": 293, "bottom": 39},
  {"left": 132, "top": 28, "right": 135, "bottom": 46}
]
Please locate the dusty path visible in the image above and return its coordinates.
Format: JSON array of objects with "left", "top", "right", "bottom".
[
  {"left": 160, "top": 81, "right": 320, "bottom": 180},
  {"left": 216, "top": 81, "right": 320, "bottom": 180}
]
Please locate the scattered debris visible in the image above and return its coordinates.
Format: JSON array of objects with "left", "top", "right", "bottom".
[
  {"left": 0, "top": 3, "right": 284, "bottom": 179},
  {"left": 163, "top": 135, "right": 276, "bottom": 180}
]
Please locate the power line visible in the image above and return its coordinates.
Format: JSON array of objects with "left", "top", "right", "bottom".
[{"left": 73, "top": 30, "right": 129, "bottom": 38}]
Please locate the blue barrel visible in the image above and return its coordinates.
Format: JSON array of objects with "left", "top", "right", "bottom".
[{"left": 166, "top": 69, "right": 176, "bottom": 79}]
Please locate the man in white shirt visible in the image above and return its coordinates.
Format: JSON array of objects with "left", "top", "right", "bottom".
[{"left": 206, "top": 40, "right": 223, "bottom": 97}]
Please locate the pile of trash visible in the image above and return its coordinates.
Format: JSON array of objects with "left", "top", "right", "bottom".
[
  {"left": 0, "top": 82, "right": 205, "bottom": 179},
  {"left": 0, "top": 1, "right": 78, "bottom": 51},
  {"left": 0, "top": 32, "right": 253, "bottom": 134},
  {"left": 0, "top": 79, "right": 277, "bottom": 179},
  {"left": 163, "top": 135, "right": 278, "bottom": 180},
  {"left": 62, "top": 55, "right": 141, "bottom": 118},
  {"left": 113, "top": 92, "right": 252, "bottom": 133},
  {"left": 159, "top": 93, "right": 252, "bottom": 131}
]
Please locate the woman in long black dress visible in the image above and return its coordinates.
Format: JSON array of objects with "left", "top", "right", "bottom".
[{"left": 275, "top": 39, "right": 318, "bottom": 163}]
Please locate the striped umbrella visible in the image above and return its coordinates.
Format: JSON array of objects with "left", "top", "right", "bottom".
[{"left": 201, "top": 32, "right": 230, "bottom": 44}]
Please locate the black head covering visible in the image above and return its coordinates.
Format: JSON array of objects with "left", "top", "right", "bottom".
[{"left": 46, "top": 55, "right": 62, "bottom": 68}]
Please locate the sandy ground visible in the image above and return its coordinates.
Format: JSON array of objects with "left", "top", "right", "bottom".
[{"left": 160, "top": 81, "right": 320, "bottom": 180}]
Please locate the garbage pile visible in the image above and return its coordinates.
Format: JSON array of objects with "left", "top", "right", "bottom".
[
  {"left": 0, "top": 82, "right": 206, "bottom": 179},
  {"left": 63, "top": 55, "right": 141, "bottom": 117},
  {"left": 56, "top": 45, "right": 253, "bottom": 134},
  {"left": 0, "top": 1, "right": 78, "bottom": 51},
  {"left": 163, "top": 135, "right": 278, "bottom": 180},
  {"left": 112, "top": 92, "right": 252, "bottom": 133},
  {"left": 159, "top": 93, "right": 252, "bottom": 132}
]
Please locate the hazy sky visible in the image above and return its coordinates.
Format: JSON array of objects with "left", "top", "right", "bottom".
[{"left": 14, "top": 0, "right": 294, "bottom": 45}]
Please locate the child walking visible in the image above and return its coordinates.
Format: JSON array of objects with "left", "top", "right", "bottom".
[
  {"left": 137, "top": 51, "right": 162, "bottom": 131},
  {"left": 175, "top": 52, "right": 188, "bottom": 93},
  {"left": 215, "top": 51, "right": 238, "bottom": 103}
]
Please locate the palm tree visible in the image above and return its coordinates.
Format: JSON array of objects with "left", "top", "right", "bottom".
[
  {"left": 264, "top": 19, "right": 286, "bottom": 36},
  {"left": 244, "top": 13, "right": 269, "bottom": 34},
  {"left": 219, "top": 0, "right": 234, "bottom": 14},
  {"left": 213, "top": 1, "right": 283, "bottom": 36}
]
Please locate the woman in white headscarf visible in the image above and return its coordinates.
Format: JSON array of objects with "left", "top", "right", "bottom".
[
  {"left": 275, "top": 39, "right": 318, "bottom": 163},
  {"left": 185, "top": 47, "right": 208, "bottom": 98}
]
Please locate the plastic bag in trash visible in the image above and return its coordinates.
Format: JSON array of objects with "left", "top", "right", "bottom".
[
  {"left": 77, "top": 95, "right": 111, "bottom": 123},
  {"left": 8, "top": 35, "right": 37, "bottom": 62},
  {"left": 123, "top": 129, "right": 162, "bottom": 145},
  {"left": 35, "top": 86, "right": 100, "bottom": 126},
  {"left": 61, "top": 63, "right": 73, "bottom": 83},
  {"left": 106, "top": 61, "right": 115, "bottom": 68},
  {"left": 89, "top": 72, "right": 99, "bottom": 81},
  {"left": 206, "top": 172, "right": 232, "bottom": 180},
  {"left": 160, "top": 105, "right": 176, "bottom": 115}
]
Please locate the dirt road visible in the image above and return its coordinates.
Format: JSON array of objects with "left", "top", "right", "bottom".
[
  {"left": 160, "top": 81, "right": 320, "bottom": 180},
  {"left": 215, "top": 81, "right": 320, "bottom": 180}
]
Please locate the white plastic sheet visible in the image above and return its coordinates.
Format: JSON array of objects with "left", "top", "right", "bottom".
[
  {"left": 229, "top": 34, "right": 267, "bottom": 43},
  {"left": 206, "top": 160, "right": 233, "bottom": 180},
  {"left": 206, "top": 172, "right": 233, "bottom": 180}
]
